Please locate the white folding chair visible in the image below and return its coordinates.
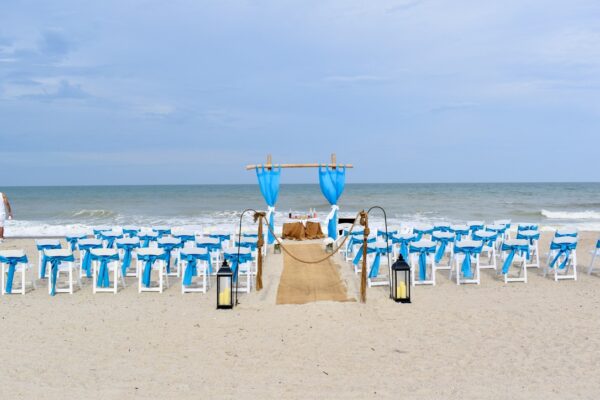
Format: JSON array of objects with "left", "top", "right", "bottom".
[
  {"left": 0, "top": 250, "right": 36, "bottom": 295},
  {"left": 90, "top": 248, "right": 126, "bottom": 294},
  {"left": 409, "top": 240, "right": 437, "bottom": 286},
  {"left": 180, "top": 248, "right": 211, "bottom": 294},
  {"left": 44, "top": 249, "right": 80, "bottom": 295},
  {"left": 472, "top": 230, "right": 498, "bottom": 270},
  {"left": 516, "top": 230, "right": 540, "bottom": 268},
  {"left": 431, "top": 231, "right": 455, "bottom": 271},
  {"left": 500, "top": 239, "right": 529, "bottom": 283},
  {"left": 450, "top": 240, "right": 482, "bottom": 285},
  {"left": 588, "top": 239, "right": 600, "bottom": 275},
  {"left": 544, "top": 237, "right": 577, "bottom": 281},
  {"left": 35, "top": 239, "right": 61, "bottom": 279},
  {"left": 116, "top": 237, "right": 140, "bottom": 277},
  {"left": 137, "top": 248, "right": 169, "bottom": 293}
]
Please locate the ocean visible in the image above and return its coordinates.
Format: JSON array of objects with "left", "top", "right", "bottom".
[{"left": 2, "top": 183, "right": 600, "bottom": 237}]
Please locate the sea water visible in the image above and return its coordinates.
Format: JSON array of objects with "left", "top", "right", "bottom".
[{"left": 2, "top": 183, "right": 600, "bottom": 237}]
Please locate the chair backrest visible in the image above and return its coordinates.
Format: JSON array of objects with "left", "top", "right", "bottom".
[
  {"left": 410, "top": 239, "right": 436, "bottom": 249},
  {"left": 36, "top": 239, "right": 61, "bottom": 247},
  {"left": 136, "top": 248, "right": 165, "bottom": 257},
  {"left": 116, "top": 237, "right": 140, "bottom": 246},
  {"left": 197, "top": 237, "right": 220, "bottom": 245},
  {"left": 44, "top": 249, "right": 73, "bottom": 257},
  {"left": 555, "top": 228, "right": 578, "bottom": 238},
  {"left": 552, "top": 236, "right": 577, "bottom": 246},
  {"left": 0, "top": 250, "right": 26, "bottom": 259},
  {"left": 503, "top": 238, "right": 529, "bottom": 249},
  {"left": 78, "top": 238, "right": 103, "bottom": 247},
  {"left": 90, "top": 248, "right": 118, "bottom": 257},
  {"left": 467, "top": 221, "right": 484, "bottom": 231},
  {"left": 224, "top": 247, "right": 252, "bottom": 256},
  {"left": 180, "top": 247, "right": 209, "bottom": 256},
  {"left": 518, "top": 224, "right": 538, "bottom": 232},
  {"left": 432, "top": 231, "right": 455, "bottom": 241},
  {"left": 158, "top": 237, "right": 182, "bottom": 246}
]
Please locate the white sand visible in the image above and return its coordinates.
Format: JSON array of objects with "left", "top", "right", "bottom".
[{"left": 1, "top": 231, "right": 599, "bottom": 399}]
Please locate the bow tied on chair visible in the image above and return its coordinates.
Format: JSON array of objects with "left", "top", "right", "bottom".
[
  {"left": 549, "top": 241, "right": 577, "bottom": 270},
  {"left": 409, "top": 243, "right": 437, "bottom": 281},
  {"left": 454, "top": 243, "right": 483, "bottom": 279},
  {"left": 90, "top": 252, "right": 120, "bottom": 288},
  {"left": 47, "top": 253, "right": 75, "bottom": 296},
  {"left": 501, "top": 242, "right": 530, "bottom": 274},
  {"left": 0, "top": 254, "right": 28, "bottom": 294},
  {"left": 137, "top": 253, "right": 167, "bottom": 288},
  {"left": 181, "top": 251, "right": 212, "bottom": 286}
]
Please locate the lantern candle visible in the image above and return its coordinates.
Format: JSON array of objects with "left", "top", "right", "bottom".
[
  {"left": 219, "top": 287, "right": 231, "bottom": 305},
  {"left": 396, "top": 281, "right": 406, "bottom": 299}
]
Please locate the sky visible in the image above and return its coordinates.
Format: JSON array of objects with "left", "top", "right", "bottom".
[{"left": 1, "top": 0, "right": 599, "bottom": 185}]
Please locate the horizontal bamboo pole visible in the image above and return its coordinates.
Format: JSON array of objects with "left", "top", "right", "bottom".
[{"left": 245, "top": 163, "right": 354, "bottom": 170}]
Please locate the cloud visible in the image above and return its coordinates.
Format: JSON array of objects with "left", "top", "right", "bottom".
[
  {"left": 430, "top": 102, "right": 478, "bottom": 114},
  {"left": 19, "top": 79, "right": 90, "bottom": 101}
]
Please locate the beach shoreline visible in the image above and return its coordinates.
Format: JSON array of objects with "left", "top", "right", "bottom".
[{"left": 1, "top": 231, "right": 599, "bottom": 398}]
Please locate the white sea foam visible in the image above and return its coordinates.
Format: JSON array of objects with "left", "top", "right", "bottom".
[{"left": 541, "top": 209, "right": 600, "bottom": 220}]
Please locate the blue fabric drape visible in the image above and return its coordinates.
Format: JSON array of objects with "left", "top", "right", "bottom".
[
  {"left": 413, "top": 227, "right": 433, "bottom": 241},
  {"left": 66, "top": 235, "right": 86, "bottom": 251},
  {"left": 122, "top": 228, "right": 139, "bottom": 238},
  {"left": 37, "top": 243, "right": 62, "bottom": 278},
  {"left": 181, "top": 252, "right": 212, "bottom": 286},
  {"left": 90, "top": 252, "right": 119, "bottom": 288},
  {"left": 549, "top": 241, "right": 577, "bottom": 270},
  {"left": 454, "top": 244, "right": 483, "bottom": 279},
  {"left": 137, "top": 253, "right": 167, "bottom": 288},
  {"left": 256, "top": 166, "right": 281, "bottom": 244},
  {"left": 138, "top": 233, "right": 157, "bottom": 248},
  {"left": 116, "top": 242, "right": 140, "bottom": 276},
  {"left": 432, "top": 234, "right": 455, "bottom": 263},
  {"left": 318, "top": 166, "right": 346, "bottom": 240},
  {"left": 409, "top": 244, "right": 437, "bottom": 281},
  {"left": 353, "top": 245, "right": 392, "bottom": 278},
  {"left": 391, "top": 234, "right": 416, "bottom": 261},
  {"left": 209, "top": 233, "right": 231, "bottom": 243},
  {"left": 224, "top": 252, "right": 254, "bottom": 283},
  {"left": 501, "top": 242, "right": 530, "bottom": 274},
  {"left": 47, "top": 254, "right": 75, "bottom": 296},
  {"left": 78, "top": 242, "right": 103, "bottom": 278},
  {"left": 0, "top": 255, "right": 28, "bottom": 294},
  {"left": 158, "top": 241, "right": 183, "bottom": 274}
]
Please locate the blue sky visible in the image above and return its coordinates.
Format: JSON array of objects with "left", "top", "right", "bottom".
[{"left": 1, "top": 1, "right": 599, "bottom": 185}]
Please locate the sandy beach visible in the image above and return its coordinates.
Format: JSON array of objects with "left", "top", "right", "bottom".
[{"left": 0, "top": 231, "right": 599, "bottom": 399}]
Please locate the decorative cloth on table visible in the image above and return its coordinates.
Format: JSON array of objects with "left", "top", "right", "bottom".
[
  {"left": 90, "top": 250, "right": 119, "bottom": 288},
  {"left": 256, "top": 166, "right": 281, "bottom": 244},
  {"left": 36, "top": 240, "right": 62, "bottom": 278},
  {"left": 122, "top": 227, "right": 139, "bottom": 238},
  {"left": 93, "top": 227, "right": 112, "bottom": 239},
  {"left": 409, "top": 240, "right": 437, "bottom": 281},
  {"left": 305, "top": 221, "right": 325, "bottom": 240},
  {"left": 432, "top": 232, "right": 455, "bottom": 263},
  {"left": 45, "top": 250, "right": 75, "bottom": 296},
  {"left": 353, "top": 243, "right": 392, "bottom": 278},
  {"left": 282, "top": 222, "right": 306, "bottom": 240},
  {"left": 449, "top": 225, "right": 470, "bottom": 241},
  {"left": 78, "top": 239, "right": 103, "bottom": 278},
  {"left": 152, "top": 227, "right": 171, "bottom": 238},
  {"left": 173, "top": 232, "right": 196, "bottom": 246},
  {"left": 472, "top": 230, "right": 498, "bottom": 248},
  {"left": 391, "top": 233, "right": 417, "bottom": 261},
  {"left": 453, "top": 241, "right": 483, "bottom": 279},
  {"left": 138, "top": 232, "right": 158, "bottom": 248},
  {"left": 516, "top": 230, "right": 540, "bottom": 245},
  {"left": 0, "top": 252, "right": 28, "bottom": 294},
  {"left": 157, "top": 238, "right": 183, "bottom": 274},
  {"left": 549, "top": 238, "right": 578, "bottom": 270},
  {"left": 223, "top": 251, "right": 254, "bottom": 283},
  {"left": 181, "top": 249, "right": 212, "bottom": 286},
  {"left": 413, "top": 226, "right": 434, "bottom": 241},
  {"left": 137, "top": 250, "right": 167, "bottom": 288},
  {"left": 318, "top": 165, "right": 346, "bottom": 240},
  {"left": 98, "top": 231, "right": 123, "bottom": 248},
  {"left": 555, "top": 229, "right": 578, "bottom": 238},
  {"left": 518, "top": 224, "right": 538, "bottom": 232},
  {"left": 116, "top": 238, "right": 140, "bottom": 276},
  {"left": 65, "top": 234, "right": 87, "bottom": 251},
  {"left": 501, "top": 240, "right": 530, "bottom": 274}
]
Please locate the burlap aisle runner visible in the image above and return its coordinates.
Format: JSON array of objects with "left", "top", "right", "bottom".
[{"left": 276, "top": 243, "right": 353, "bottom": 305}]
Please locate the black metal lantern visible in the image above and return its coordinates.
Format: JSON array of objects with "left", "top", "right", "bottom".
[
  {"left": 216, "top": 259, "right": 234, "bottom": 309},
  {"left": 391, "top": 255, "right": 411, "bottom": 303}
]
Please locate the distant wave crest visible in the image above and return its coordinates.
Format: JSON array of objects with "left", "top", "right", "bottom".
[
  {"left": 71, "top": 209, "right": 118, "bottom": 218},
  {"left": 541, "top": 209, "right": 600, "bottom": 220}
]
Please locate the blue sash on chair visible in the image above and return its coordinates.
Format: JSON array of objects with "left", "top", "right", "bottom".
[
  {"left": 223, "top": 252, "right": 254, "bottom": 283},
  {"left": 47, "top": 254, "right": 75, "bottom": 296},
  {"left": 137, "top": 253, "right": 167, "bottom": 287},
  {"left": 37, "top": 243, "right": 62, "bottom": 278},
  {"left": 90, "top": 252, "right": 120, "bottom": 288},
  {"left": 0, "top": 254, "right": 28, "bottom": 294},
  {"left": 501, "top": 242, "right": 530, "bottom": 274},
  {"left": 454, "top": 243, "right": 483, "bottom": 279},
  {"left": 549, "top": 241, "right": 577, "bottom": 270},
  {"left": 116, "top": 242, "right": 140, "bottom": 276},
  {"left": 158, "top": 241, "right": 183, "bottom": 274},
  {"left": 78, "top": 242, "right": 103, "bottom": 278},
  {"left": 409, "top": 243, "right": 437, "bottom": 281},
  {"left": 181, "top": 252, "right": 212, "bottom": 286}
]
